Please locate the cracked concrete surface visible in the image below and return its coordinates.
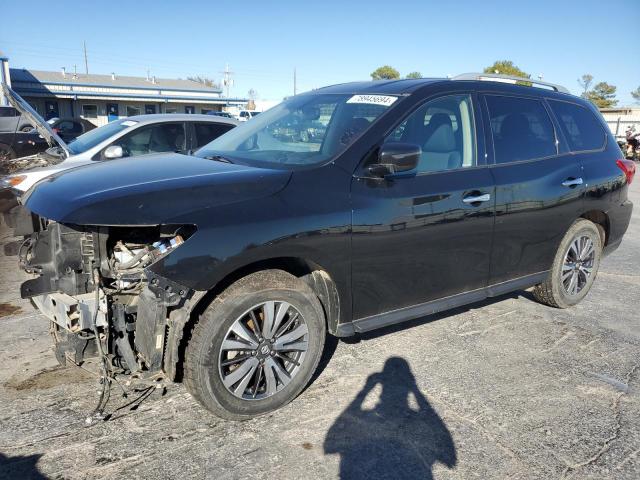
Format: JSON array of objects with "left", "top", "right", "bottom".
[{"left": 0, "top": 181, "right": 638, "bottom": 479}]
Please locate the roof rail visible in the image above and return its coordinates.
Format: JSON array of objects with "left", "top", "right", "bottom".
[{"left": 452, "top": 72, "right": 570, "bottom": 94}]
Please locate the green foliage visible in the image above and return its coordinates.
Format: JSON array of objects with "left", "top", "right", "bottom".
[
  {"left": 631, "top": 86, "right": 640, "bottom": 104},
  {"left": 586, "top": 82, "right": 618, "bottom": 108},
  {"left": 371, "top": 66, "right": 400, "bottom": 80},
  {"left": 405, "top": 71, "right": 423, "bottom": 79},
  {"left": 483, "top": 60, "right": 530, "bottom": 79}
]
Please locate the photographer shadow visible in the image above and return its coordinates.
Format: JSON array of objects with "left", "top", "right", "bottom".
[{"left": 324, "top": 357, "right": 456, "bottom": 480}]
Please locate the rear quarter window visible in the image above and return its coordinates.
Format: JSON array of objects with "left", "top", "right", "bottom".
[{"left": 548, "top": 100, "right": 606, "bottom": 152}]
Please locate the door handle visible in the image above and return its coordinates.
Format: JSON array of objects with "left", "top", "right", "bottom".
[
  {"left": 562, "top": 177, "right": 583, "bottom": 187},
  {"left": 462, "top": 193, "right": 491, "bottom": 204}
]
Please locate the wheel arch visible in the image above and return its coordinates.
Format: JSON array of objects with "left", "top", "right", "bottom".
[
  {"left": 580, "top": 209, "right": 610, "bottom": 246},
  {"left": 166, "top": 256, "right": 343, "bottom": 382}
]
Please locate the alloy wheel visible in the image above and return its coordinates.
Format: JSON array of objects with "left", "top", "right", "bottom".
[
  {"left": 562, "top": 235, "right": 595, "bottom": 296},
  {"left": 218, "top": 301, "right": 309, "bottom": 400}
]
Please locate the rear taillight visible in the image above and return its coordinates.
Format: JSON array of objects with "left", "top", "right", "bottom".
[{"left": 616, "top": 159, "right": 636, "bottom": 185}]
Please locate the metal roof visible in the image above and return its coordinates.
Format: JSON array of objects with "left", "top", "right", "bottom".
[
  {"left": 9, "top": 68, "right": 223, "bottom": 94},
  {"left": 314, "top": 75, "right": 575, "bottom": 97}
]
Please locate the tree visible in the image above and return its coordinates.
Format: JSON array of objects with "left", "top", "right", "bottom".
[
  {"left": 577, "top": 74, "right": 593, "bottom": 98},
  {"left": 187, "top": 75, "right": 218, "bottom": 88},
  {"left": 371, "top": 66, "right": 400, "bottom": 80},
  {"left": 483, "top": 60, "right": 530, "bottom": 79},
  {"left": 405, "top": 71, "right": 423, "bottom": 79},
  {"left": 632, "top": 86, "right": 640, "bottom": 104},
  {"left": 586, "top": 82, "right": 618, "bottom": 108}
]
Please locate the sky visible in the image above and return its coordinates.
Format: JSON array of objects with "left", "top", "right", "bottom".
[{"left": 1, "top": 0, "right": 639, "bottom": 104}]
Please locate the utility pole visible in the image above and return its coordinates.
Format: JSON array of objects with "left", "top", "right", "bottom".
[
  {"left": 293, "top": 67, "right": 297, "bottom": 96},
  {"left": 83, "top": 41, "right": 89, "bottom": 75},
  {"left": 221, "top": 63, "right": 234, "bottom": 99}
]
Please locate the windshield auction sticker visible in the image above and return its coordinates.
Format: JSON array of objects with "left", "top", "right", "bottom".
[{"left": 346, "top": 95, "right": 398, "bottom": 106}]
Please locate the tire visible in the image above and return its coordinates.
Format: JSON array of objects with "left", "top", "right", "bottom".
[
  {"left": 184, "top": 269, "right": 326, "bottom": 420},
  {"left": 19, "top": 125, "right": 33, "bottom": 133},
  {"left": 533, "top": 219, "right": 602, "bottom": 308}
]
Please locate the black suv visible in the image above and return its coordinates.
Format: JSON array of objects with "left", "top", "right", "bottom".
[{"left": 9, "top": 74, "right": 634, "bottom": 419}]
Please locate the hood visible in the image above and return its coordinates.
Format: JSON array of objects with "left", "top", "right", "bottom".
[
  {"left": 22, "top": 152, "right": 292, "bottom": 225},
  {"left": 1, "top": 83, "right": 70, "bottom": 157}
]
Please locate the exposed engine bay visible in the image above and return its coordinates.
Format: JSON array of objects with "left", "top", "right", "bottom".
[{"left": 13, "top": 206, "right": 197, "bottom": 383}]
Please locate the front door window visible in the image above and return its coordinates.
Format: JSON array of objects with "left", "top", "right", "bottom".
[
  {"left": 385, "top": 94, "right": 476, "bottom": 173},
  {"left": 110, "top": 122, "right": 186, "bottom": 158}
]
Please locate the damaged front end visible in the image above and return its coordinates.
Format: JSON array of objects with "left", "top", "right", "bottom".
[{"left": 17, "top": 211, "right": 197, "bottom": 380}]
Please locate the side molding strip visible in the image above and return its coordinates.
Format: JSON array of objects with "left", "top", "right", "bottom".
[{"left": 335, "top": 271, "right": 549, "bottom": 336}]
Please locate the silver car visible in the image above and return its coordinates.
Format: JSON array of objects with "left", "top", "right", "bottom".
[{"left": 0, "top": 84, "right": 238, "bottom": 193}]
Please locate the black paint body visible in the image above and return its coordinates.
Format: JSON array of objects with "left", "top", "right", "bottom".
[{"left": 22, "top": 79, "right": 633, "bottom": 334}]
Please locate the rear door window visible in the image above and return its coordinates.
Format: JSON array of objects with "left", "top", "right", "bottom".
[
  {"left": 192, "top": 122, "right": 234, "bottom": 148},
  {"left": 548, "top": 100, "right": 606, "bottom": 152},
  {"left": 485, "top": 95, "right": 557, "bottom": 164},
  {"left": 56, "top": 120, "right": 82, "bottom": 134}
]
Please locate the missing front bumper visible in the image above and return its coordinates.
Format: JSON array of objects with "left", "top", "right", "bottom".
[{"left": 32, "top": 292, "right": 107, "bottom": 332}]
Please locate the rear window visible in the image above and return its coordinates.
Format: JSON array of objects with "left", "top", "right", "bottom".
[
  {"left": 485, "top": 95, "right": 557, "bottom": 164},
  {"left": 548, "top": 100, "right": 606, "bottom": 152}
]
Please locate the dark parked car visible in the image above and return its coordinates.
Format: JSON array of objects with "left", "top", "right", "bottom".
[
  {"left": 8, "top": 74, "right": 634, "bottom": 419},
  {"left": 47, "top": 117, "right": 97, "bottom": 142},
  {"left": 207, "top": 111, "right": 234, "bottom": 118},
  {"left": 0, "top": 130, "right": 49, "bottom": 162},
  {"left": 0, "top": 105, "right": 34, "bottom": 133}
]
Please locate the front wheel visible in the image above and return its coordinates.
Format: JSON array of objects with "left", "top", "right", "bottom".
[
  {"left": 184, "top": 270, "right": 326, "bottom": 420},
  {"left": 533, "top": 219, "right": 602, "bottom": 308}
]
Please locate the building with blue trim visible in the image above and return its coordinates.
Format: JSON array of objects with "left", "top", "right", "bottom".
[{"left": 3, "top": 60, "right": 247, "bottom": 126}]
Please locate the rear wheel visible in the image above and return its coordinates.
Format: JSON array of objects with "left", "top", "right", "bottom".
[
  {"left": 19, "top": 125, "right": 33, "bottom": 133},
  {"left": 533, "top": 219, "right": 602, "bottom": 308},
  {"left": 184, "top": 270, "right": 326, "bottom": 419}
]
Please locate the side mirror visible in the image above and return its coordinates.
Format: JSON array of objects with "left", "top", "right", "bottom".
[
  {"left": 368, "top": 143, "right": 420, "bottom": 178},
  {"left": 103, "top": 145, "right": 124, "bottom": 159}
]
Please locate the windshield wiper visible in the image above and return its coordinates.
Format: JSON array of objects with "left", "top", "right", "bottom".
[{"left": 203, "top": 154, "right": 233, "bottom": 164}]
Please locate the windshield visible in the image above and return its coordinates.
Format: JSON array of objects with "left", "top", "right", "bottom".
[
  {"left": 67, "top": 119, "right": 137, "bottom": 155},
  {"left": 195, "top": 93, "right": 397, "bottom": 167}
]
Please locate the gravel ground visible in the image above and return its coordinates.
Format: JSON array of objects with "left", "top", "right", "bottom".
[{"left": 0, "top": 181, "right": 638, "bottom": 480}]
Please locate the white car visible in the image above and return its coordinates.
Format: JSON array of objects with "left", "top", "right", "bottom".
[
  {"left": 0, "top": 84, "right": 238, "bottom": 194},
  {"left": 237, "top": 110, "right": 261, "bottom": 122}
]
